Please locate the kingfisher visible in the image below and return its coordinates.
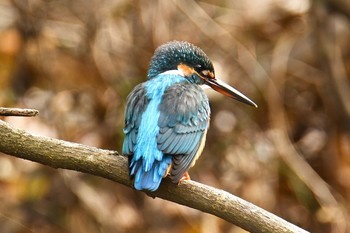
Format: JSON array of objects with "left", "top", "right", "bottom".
[{"left": 123, "top": 41, "right": 257, "bottom": 191}]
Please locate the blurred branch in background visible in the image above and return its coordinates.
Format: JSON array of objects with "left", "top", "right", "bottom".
[
  {"left": 267, "top": 28, "right": 347, "bottom": 233},
  {"left": 325, "top": 0, "right": 350, "bottom": 20}
]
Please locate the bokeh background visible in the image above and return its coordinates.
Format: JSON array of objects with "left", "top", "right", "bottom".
[{"left": 0, "top": 0, "right": 350, "bottom": 232}]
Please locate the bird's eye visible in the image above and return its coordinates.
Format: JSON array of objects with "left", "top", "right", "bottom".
[{"left": 194, "top": 64, "right": 202, "bottom": 72}]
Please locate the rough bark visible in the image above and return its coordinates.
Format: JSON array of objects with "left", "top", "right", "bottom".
[{"left": 0, "top": 119, "right": 308, "bottom": 233}]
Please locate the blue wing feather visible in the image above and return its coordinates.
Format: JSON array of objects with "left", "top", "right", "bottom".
[
  {"left": 122, "top": 83, "right": 148, "bottom": 155},
  {"left": 123, "top": 71, "right": 210, "bottom": 190},
  {"left": 123, "top": 72, "right": 191, "bottom": 191},
  {"left": 157, "top": 82, "right": 210, "bottom": 183}
]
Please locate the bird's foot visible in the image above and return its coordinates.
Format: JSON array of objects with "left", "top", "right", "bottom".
[{"left": 179, "top": 172, "right": 191, "bottom": 183}]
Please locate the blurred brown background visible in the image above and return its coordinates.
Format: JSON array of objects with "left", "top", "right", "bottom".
[{"left": 0, "top": 0, "right": 350, "bottom": 232}]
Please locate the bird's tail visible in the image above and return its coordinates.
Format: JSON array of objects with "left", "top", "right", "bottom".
[{"left": 131, "top": 155, "right": 172, "bottom": 191}]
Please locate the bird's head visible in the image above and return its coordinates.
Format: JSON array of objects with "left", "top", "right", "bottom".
[{"left": 147, "top": 41, "right": 257, "bottom": 108}]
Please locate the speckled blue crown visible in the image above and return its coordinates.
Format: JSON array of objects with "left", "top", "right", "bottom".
[{"left": 147, "top": 41, "right": 214, "bottom": 79}]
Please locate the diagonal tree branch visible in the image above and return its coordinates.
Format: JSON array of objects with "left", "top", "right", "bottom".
[{"left": 0, "top": 119, "right": 308, "bottom": 233}]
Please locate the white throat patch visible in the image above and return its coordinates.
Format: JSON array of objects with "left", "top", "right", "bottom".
[{"left": 161, "top": 69, "right": 185, "bottom": 77}]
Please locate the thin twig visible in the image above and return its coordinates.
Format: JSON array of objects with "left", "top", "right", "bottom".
[
  {"left": 0, "top": 108, "right": 39, "bottom": 117},
  {"left": 0, "top": 120, "right": 308, "bottom": 233}
]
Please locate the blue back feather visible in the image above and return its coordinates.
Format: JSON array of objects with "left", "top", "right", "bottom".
[
  {"left": 123, "top": 70, "right": 210, "bottom": 191},
  {"left": 127, "top": 72, "right": 187, "bottom": 191}
]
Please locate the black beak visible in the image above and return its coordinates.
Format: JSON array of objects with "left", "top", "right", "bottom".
[{"left": 204, "top": 78, "right": 257, "bottom": 108}]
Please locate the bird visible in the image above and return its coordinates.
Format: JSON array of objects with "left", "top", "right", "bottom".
[{"left": 123, "top": 41, "right": 257, "bottom": 191}]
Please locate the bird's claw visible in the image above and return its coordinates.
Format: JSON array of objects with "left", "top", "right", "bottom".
[{"left": 179, "top": 172, "right": 191, "bottom": 183}]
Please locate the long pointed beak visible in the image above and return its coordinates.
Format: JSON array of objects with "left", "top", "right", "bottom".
[{"left": 205, "top": 78, "right": 258, "bottom": 108}]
